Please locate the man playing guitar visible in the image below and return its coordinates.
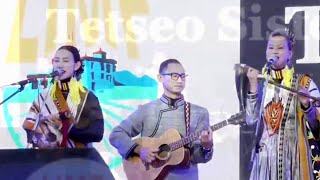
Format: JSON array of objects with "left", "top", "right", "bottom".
[{"left": 109, "top": 59, "right": 213, "bottom": 180}]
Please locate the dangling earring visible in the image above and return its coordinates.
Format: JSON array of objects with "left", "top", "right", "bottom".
[
  {"left": 287, "top": 59, "right": 293, "bottom": 69},
  {"left": 73, "top": 71, "right": 77, "bottom": 80}
]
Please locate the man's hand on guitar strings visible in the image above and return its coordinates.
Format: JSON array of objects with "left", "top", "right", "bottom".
[
  {"left": 199, "top": 128, "right": 213, "bottom": 150},
  {"left": 139, "top": 147, "right": 159, "bottom": 163}
]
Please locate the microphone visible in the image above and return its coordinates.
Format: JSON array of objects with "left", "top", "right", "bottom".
[
  {"left": 26, "top": 70, "right": 62, "bottom": 79},
  {"left": 10, "top": 78, "right": 37, "bottom": 86},
  {"left": 10, "top": 70, "right": 63, "bottom": 86},
  {"left": 266, "top": 57, "right": 278, "bottom": 69}
]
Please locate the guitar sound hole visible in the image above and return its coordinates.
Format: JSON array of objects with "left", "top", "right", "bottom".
[{"left": 157, "top": 144, "right": 171, "bottom": 160}]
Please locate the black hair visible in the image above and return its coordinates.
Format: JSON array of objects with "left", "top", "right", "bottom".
[
  {"left": 57, "top": 45, "right": 84, "bottom": 79},
  {"left": 269, "top": 29, "right": 295, "bottom": 51},
  {"left": 159, "top": 59, "right": 182, "bottom": 74}
]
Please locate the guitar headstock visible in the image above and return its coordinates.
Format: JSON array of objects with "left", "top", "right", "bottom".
[{"left": 227, "top": 110, "right": 246, "bottom": 125}]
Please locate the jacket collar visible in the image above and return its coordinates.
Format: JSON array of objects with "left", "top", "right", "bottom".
[{"left": 160, "top": 94, "right": 185, "bottom": 108}]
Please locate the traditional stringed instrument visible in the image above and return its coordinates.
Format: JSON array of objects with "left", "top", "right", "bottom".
[{"left": 123, "top": 111, "right": 245, "bottom": 180}]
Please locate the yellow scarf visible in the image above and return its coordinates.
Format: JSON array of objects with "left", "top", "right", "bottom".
[
  {"left": 50, "top": 77, "right": 86, "bottom": 106},
  {"left": 262, "top": 65, "right": 294, "bottom": 88}
]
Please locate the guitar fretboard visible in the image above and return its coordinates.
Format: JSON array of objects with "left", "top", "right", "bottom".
[{"left": 169, "top": 120, "right": 229, "bottom": 151}]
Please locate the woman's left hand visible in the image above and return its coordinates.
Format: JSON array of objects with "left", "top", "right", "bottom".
[{"left": 298, "top": 85, "right": 311, "bottom": 108}]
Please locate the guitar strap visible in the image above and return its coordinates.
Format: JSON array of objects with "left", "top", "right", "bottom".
[
  {"left": 53, "top": 86, "right": 72, "bottom": 147},
  {"left": 183, "top": 101, "right": 192, "bottom": 165},
  {"left": 184, "top": 102, "right": 191, "bottom": 136}
]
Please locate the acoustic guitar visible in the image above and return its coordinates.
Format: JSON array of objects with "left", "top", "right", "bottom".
[{"left": 123, "top": 110, "right": 246, "bottom": 180}]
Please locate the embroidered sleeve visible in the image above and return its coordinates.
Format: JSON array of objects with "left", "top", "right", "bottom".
[
  {"left": 304, "top": 80, "right": 320, "bottom": 132},
  {"left": 246, "top": 91, "right": 259, "bottom": 125}
]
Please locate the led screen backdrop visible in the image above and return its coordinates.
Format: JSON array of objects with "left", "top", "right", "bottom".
[
  {"left": 0, "top": 0, "right": 319, "bottom": 179},
  {"left": 0, "top": 1, "right": 241, "bottom": 179}
]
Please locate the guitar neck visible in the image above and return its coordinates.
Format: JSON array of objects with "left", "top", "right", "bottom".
[{"left": 169, "top": 120, "right": 229, "bottom": 151}]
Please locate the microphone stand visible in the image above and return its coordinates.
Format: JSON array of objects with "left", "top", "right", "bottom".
[
  {"left": 0, "top": 79, "right": 39, "bottom": 148},
  {"left": 0, "top": 84, "right": 25, "bottom": 106},
  {"left": 0, "top": 78, "right": 39, "bottom": 106}
]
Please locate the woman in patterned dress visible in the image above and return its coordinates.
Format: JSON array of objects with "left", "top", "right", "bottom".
[{"left": 246, "top": 29, "right": 320, "bottom": 180}]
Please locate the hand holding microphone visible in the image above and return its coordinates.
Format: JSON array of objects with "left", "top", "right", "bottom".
[{"left": 245, "top": 56, "right": 278, "bottom": 93}]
